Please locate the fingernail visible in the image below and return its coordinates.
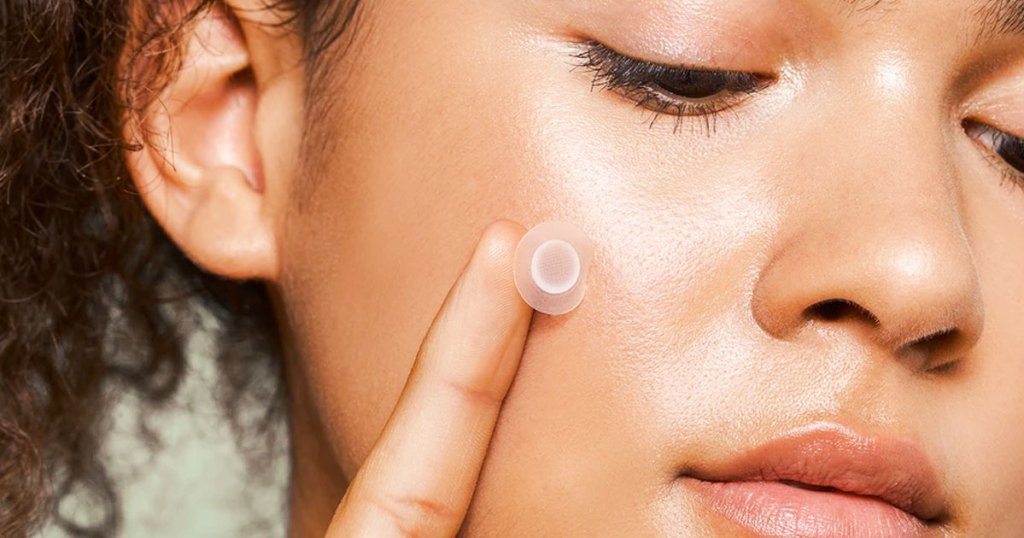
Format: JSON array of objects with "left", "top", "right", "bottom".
[{"left": 513, "top": 221, "right": 593, "bottom": 315}]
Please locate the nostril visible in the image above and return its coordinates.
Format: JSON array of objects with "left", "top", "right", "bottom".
[
  {"left": 895, "top": 327, "right": 965, "bottom": 374},
  {"left": 807, "top": 299, "right": 880, "bottom": 325},
  {"left": 806, "top": 298, "right": 967, "bottom": 370},
  {"left": 903, "top": 327, "right": 959, "bottom": 355},
  {"left": 812, "top": 299, "right": 847, "bottom": 321}
]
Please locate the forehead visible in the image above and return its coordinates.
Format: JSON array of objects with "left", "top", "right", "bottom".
[
  {"left": 502, "top": 0, "right": 1024, "bottom": 77},
  {"left": 525, "top": 0, "right": 1024, "bottom": 39}
]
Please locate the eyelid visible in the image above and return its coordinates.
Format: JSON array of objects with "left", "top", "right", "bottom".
[
  {"left": 964, "top": 119, "right": 1024, "bottom": 154},
  {"left": 963, "top": 120, "right": 1024, "bottom": 190},
  {"left": 966, "top": 115, "right": 1024, "bottom": 142},
  {"left": 957, "top": 63, "right": 1024, "bottom": 141},
  {"left": 571, "top": 40, "right": 776, "bottom": 134},
  {"left": 574, "top": 40, "right": 774, "bottom": 87}
]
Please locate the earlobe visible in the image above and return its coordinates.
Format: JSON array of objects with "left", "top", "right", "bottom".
[
  {"left": 178, "top": 165, "right": 279, "bottom": 281},
  {"left": 125, "top": 4, "right": 284, "bottom": 281}
]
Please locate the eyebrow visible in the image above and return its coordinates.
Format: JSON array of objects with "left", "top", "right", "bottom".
[
  {"left": 848, "top": 0, "right": 1024, "bottom": 37},
  {"left": 973, "top": 0, "right": 1024, "bottom": 36}
]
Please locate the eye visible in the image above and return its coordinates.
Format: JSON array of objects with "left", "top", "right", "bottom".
[
  {"left": 572, "top": 40, "right": 774, "bottom": 133},
  {"left": 964, "top": 120, "right": 1024, "bottom": 185}
]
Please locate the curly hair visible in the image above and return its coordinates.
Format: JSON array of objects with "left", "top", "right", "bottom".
[{"left": 0, "top": 0, "right": 358, "bottom": 535}]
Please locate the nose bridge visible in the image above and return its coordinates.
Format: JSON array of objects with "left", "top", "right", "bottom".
[{"left": 751, "top": 101, "right": 985, "bottom": 367}]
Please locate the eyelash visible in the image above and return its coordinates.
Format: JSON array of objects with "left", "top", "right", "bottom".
[
  {"left": 963, "top": 120, "right": 1024, "bottom": 193},
  {"left": 571, "top": 40, "right": 774, "bottom": 135}
]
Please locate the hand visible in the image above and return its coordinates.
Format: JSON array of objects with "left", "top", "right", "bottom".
[{"left": 324, "top": 220, "right": 535, "bottom": 537}]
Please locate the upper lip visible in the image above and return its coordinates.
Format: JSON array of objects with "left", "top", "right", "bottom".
[{"left": 681, "top": 422, "right": 948, "bottom": 523}]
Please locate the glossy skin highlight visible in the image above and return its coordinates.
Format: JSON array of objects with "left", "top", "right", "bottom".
[{"left": 143, "top": 0, "right": 1024, "bottom": 535}]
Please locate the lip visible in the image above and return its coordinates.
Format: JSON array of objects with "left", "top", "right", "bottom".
[{"left": 679, "top": 422, "right": 948, "bottom": 537}]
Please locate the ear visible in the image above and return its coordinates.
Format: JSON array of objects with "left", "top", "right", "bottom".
[{"left": 125, "top": 1, "right": 304, "bottom": 281}]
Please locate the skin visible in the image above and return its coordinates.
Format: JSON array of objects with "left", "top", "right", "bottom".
[{"left": 126, "top": 0, "right": 1024, "bottom": 535}]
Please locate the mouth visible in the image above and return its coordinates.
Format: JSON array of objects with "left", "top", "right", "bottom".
[{"left": 678, "top": 423, "right": 948, "bottom": 537}]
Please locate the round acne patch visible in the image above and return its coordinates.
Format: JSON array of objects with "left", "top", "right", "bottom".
[
  {"left": 531, "top": 239, "right": 581, "bottom": 295},
  {"left": 513, "top": 221, "right": 593, "bottom": 315}
]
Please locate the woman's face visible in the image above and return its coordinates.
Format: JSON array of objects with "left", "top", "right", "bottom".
[{"left": 276, "top": 0, "right": 1024, "bottom": 534}]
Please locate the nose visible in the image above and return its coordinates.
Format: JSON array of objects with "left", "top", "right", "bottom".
[{"left": 750, "top": 123, "right": 984, "bottom": 372}]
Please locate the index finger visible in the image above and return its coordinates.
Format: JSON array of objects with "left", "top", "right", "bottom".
[{"left": 326, "top": 220, "right": 534, "bottom": 537}]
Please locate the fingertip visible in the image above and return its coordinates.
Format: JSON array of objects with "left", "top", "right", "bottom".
[
  {"left": 476, "top": 219, "right": 528, "bottom": 266},
  {"left": 466, "top": 220, "right": 531, "bottom": 313}
]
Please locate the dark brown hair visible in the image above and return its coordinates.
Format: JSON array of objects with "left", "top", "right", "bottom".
[{"left": 0, "top": 1, "right": 357, "bottom": 535}]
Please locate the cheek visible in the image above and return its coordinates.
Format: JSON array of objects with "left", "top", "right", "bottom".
[
  {"left": 934, "top": 182, "right": 1024, "bottom": 530},
  {"left": 275, "top": 10, "right": 570, "bottom": 475},
  {"left": 934, "top": 310, "right": 1024, "bottom": 532},
  {"left": 275, "top": 0, "right": 795, "bottom": 487}
]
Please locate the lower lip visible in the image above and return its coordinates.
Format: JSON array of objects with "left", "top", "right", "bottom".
[{"left": 683, "top": 478, "right": 930, "bottom": 538}]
